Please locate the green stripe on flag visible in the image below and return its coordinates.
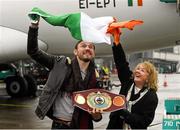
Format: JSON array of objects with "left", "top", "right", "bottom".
[
  {"left": 63, "top": 13, "right": 82, "bottom": 40},
  {"left": 29, "top": 7, "right": 82, "bottom": 40}
]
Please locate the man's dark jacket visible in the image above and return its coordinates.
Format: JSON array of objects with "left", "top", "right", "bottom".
[{"left": 27, "top": 27, "right": 101, "bottom": 129}]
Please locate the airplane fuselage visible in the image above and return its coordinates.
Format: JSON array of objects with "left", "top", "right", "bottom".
[{"left": 0, "top": 0, "right": 180, "bottom": 62}]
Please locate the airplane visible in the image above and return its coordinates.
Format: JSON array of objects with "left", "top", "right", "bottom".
[{"left": 0, "top": 0, "right": 180, "bottom": 97}]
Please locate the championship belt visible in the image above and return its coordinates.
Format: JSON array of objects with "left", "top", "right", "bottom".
[{"left": 73, "top": 89, "right": 126, "bottom": 112}]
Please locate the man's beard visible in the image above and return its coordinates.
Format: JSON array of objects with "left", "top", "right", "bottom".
[
  {"left": 79, "top": 57, "right": 91, "bottom": 62},
  {"left": 78, "top": 51, "right": 94, "bottom": 62}
]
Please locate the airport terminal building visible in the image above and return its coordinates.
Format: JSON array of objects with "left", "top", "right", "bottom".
[
  {"left": 129, "top": 45, "right": 180, "bottom": 73},
  {"left": 96, "top": 45, "right": 180, "bottom": 74}
]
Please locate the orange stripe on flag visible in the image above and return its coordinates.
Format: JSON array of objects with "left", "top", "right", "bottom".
[
  {"left": 138, "top": 0, "right": 143, "bottom": 6},
  {"left": 107, "top": 20, "right": 143, "bottom": 45}
]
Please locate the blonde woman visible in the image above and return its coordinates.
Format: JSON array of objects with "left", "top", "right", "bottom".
[{"left": 107, "top": 42, "right": 158, "bottom": 129}]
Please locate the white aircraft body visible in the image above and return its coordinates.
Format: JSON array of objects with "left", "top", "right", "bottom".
[
  {"left": 0, "top": 0, "right": 180, "bottom": 97},
  {"left": 1, "top": 0, "right": 180, "bottom": 62}
]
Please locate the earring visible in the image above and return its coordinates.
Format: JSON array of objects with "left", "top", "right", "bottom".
[{"left": 144, "top": 80, "right": 148, "bottom": 88}]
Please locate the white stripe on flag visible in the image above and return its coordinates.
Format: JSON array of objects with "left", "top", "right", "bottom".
[{"left": 80, "top": 12, "right": 114, "bottom": 44}]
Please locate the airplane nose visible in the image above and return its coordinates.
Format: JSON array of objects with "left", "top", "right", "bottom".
[{"left": 0, "top": 26, "right": 47, "bottom": 63}]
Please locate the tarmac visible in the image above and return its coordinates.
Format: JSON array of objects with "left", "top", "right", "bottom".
[{"left": 0, "top": 74, "right": 179, "bottom": 129}]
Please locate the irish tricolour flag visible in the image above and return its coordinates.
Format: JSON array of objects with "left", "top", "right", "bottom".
[{"left": 28, "top": 7, "right": 115, "bottom": 44}]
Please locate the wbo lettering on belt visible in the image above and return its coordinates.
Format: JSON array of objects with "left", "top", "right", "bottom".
[{"left": 73, "top": 89, "right": 126, "bottom": 112}]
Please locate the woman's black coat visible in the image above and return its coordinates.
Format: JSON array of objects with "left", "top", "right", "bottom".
[{"left": 107, "top": 44, "right": 158, "bottom": 129}]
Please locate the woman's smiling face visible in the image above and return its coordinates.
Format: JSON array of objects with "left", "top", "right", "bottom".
[{"left": 133, "top": 64, "right": 149, "bottom": 87}]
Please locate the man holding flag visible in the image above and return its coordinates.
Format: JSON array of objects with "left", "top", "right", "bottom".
[
  {"left": 27, "top": 7, "right": 143, "bottom": 129},
  {"left": 28, "top": 15, "right": 102, "bottom": 130}
]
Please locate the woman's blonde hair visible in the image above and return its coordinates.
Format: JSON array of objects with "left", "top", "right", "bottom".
[{"left": 136, "top": 61, "right": 158, "bottom": 92}]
